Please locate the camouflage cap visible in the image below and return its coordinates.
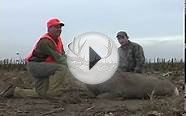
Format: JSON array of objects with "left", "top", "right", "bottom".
[{"left": 116, "top": 31, "right": 128, "bottom": 38}]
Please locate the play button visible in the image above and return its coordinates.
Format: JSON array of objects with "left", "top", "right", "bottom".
[
  {"left": 67, "top": 32, "right": 119, "bottom": 84},
  {"left": 89, "top": 47, "right": 101, "bottom": 69}
]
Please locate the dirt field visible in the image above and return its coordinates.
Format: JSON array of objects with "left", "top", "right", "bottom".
[{"left": 0, "top": 70, "right": 184, "bottom": 116}]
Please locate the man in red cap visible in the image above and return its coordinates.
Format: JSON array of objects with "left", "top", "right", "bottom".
[{"left": 0, "top": 18, "right": 68, "bottom": 98}]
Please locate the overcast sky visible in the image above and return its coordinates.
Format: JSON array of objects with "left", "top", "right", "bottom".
[{"left": 0, "top": 0, "right": 184, "bottom": 60}]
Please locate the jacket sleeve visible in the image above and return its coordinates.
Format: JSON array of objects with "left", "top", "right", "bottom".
[
  {"left": 133, "top": 45, "right": 145, "bottom": 72},
  {"left": 37, "top": 39, "right": 66, "bottom": 63}
]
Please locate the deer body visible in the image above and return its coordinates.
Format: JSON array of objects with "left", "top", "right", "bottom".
[
  {"left": 67, "top": 36, "right": 178, "bottom": 99},
  {"left": 86, "top": 71, "right": 178, "bottom": 99}
]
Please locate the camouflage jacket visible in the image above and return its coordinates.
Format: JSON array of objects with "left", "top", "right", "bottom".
[{"left": 118, "top": 40, "right": 145, "bottom": 73}]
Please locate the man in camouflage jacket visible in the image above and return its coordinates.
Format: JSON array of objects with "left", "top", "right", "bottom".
[{"left": 116, "top": 31, "right": 145, "bottom": 73}]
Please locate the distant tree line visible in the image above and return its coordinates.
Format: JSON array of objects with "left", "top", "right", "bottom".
[
  {"left": 0, "top": 59, "right": 26, "bottom": 71},
  {"left": 144, "top": 58, "right": 184, "bottom": 73},
  {"left": 0, "top": 58, "right": 184, "bottom": 72}
]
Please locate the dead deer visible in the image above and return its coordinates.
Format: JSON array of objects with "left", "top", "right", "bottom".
[
  {"left": 67, "top": 36, "right": 179, "bottom": 99},
  {"left": 86, "top": 71, "right": 179, "bottom": 99}
]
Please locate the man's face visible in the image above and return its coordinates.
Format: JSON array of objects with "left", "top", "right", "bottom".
[
  {"left": 48, "top": 24, "right": 62, "bottom": 38},
  {"left": 117, "top": 35, "right": 128, "bottom": 45}
]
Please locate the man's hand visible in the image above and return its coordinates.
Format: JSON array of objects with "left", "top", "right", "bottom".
[{"left": 58, "top": 54, "right": 67, "bottom": 66}]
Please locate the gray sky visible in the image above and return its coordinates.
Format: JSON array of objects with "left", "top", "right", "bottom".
[{"left": 0, "top": 0, "right": 184, "bottom": 60}]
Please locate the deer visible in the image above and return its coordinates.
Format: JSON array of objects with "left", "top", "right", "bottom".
[
  {"left": 86, "top": 71, "right": 179, "bottom": 99},
  {"left": 85, "top": 40, "right": 179, "bottom": 99},
  {"left": 67, "top": 37, "right": 179, "bottom": 99}
]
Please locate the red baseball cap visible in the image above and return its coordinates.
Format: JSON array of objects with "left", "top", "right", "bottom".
[{"left": 47, "top": 18, "right": 64, "bottom": 28}]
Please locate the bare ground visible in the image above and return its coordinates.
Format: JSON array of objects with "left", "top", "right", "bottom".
[{"left": 0, "top": 70, "right": 184, "bottom": 116}]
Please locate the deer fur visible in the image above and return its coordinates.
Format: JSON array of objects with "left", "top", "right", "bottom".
[{"left": 86, "top": 71, "right": 179, "bottom": 99}]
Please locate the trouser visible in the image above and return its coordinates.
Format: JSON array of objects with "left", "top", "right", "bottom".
[{"left": 14, "top": 62, "right": 67, "bottom": 97}]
